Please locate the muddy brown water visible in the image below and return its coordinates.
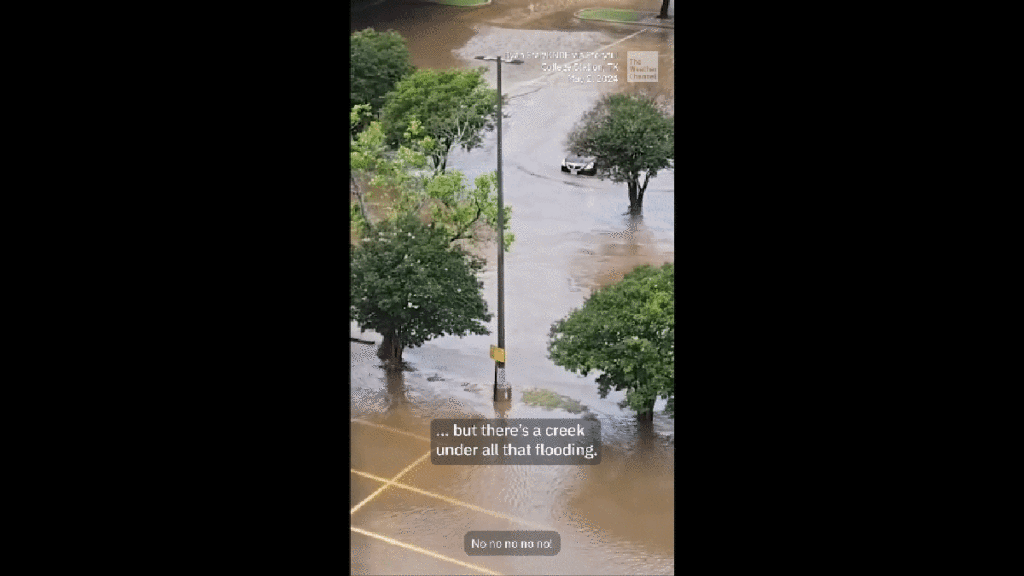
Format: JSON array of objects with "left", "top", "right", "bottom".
[{"left": 351, "top": 3, "right": 674, "bottom": 574}]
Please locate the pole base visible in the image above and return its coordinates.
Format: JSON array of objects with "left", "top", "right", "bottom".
[{"left": 494, "top": 363, "right": 511, "bottom": 402}]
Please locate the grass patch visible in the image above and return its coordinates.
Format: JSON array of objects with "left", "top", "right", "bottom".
[
  {"left": 522, "top": 388, "right": 585, "bottom": 414},
  {"left": 578, "top": 9, "right": 640, "bottom": 22},
  {"left": 432, "top": 0, "right": 489, "bottom": 6}
]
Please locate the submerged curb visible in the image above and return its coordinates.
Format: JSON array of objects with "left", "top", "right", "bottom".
[
  {"left": 574, "top": 9, "right": 675, "bottom": 29},
  {"left": 425, "top": 0, "right": 493, "bottom": 6}
]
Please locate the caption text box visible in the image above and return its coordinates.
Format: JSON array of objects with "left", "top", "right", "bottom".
[
  {"left": 465, "top": 531, "right": 561, "bottom": 556},
  {"left": 432, "top": 418, "right": 602, "bottom": 465}
]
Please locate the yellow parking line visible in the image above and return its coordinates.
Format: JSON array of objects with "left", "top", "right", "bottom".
[
  {"left": 350, "top": 452, "right": 430, "bottom": 515},
  {"left": 351, "top": 419, "right": 431, "bottom": 442},
  {"left": 351, "top": 468, "right": 553, "bottom": 531},
  {"left": 351, "top": 526, "right": 502, "bottom": 575}
]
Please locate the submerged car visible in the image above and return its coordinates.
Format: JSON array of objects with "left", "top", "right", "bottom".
[{"left": 561, "top": 155, "right": 597, "bottom": 176}]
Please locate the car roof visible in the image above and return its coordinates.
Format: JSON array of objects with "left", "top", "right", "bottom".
[{"left": 566, "top": 154, "right": 593, "bottom": 162}]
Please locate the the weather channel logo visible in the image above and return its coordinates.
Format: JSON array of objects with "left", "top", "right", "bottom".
[{"left": 627, "top": 51, "right": 658, "bottom": 82}]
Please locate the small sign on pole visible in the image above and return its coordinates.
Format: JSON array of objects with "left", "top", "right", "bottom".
[{"left": 489, "top": 345, "right": 506, "bottom": 363}]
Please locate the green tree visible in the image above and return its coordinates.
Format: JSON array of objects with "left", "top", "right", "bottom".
[
  {"left": 547, "top": 263, "right": 674, "bottom": 421},
  {"left": 421, "top": 169, "right": 514, "bottom": 251},
  {"left": 350, "top": 29, "right": 415, "bottom": 134},
  {"left": 351, "top": 214, "right": 492, "bottom": 364},
  {"left": 350, "top": 112, "right": 514, "bottom": 252},
  {"left": 380, "top": 68, "right": 500, "bottom": 174},
  {"left": 350, "top": 111, "right": 435, "bottom": 232},
  {"left": 566, "top": 93, "right": 674, "bottom": 216}
]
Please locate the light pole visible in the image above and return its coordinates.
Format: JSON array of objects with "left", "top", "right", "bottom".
[{"left": 476, "top": 55, "right": 522, "bottom": 402}]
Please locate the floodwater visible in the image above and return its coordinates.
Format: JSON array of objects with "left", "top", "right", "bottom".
[{"left": 351, "top": 2, "right": 674, "bottom": 574}]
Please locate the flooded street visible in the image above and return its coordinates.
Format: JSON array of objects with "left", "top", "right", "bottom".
[{"left": 352, "top": 2, "right": 674, "bottom": 573}]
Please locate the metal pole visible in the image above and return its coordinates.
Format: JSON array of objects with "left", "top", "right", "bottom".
[{"left": 494, "top": 57, "right": 510, "bottom": 402}]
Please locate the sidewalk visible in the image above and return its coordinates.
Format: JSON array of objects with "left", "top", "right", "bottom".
[{"left": 575, "top": 9, "right": 675, "bottom": 30}]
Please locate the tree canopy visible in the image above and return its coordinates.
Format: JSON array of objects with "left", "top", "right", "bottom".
[
  {"left": 380, "top": 68, "right": 500, "bottom": 174},
  {"left": 350, "top": 29, "right": 415, "bottom": 133},
  {"left": 351, "top": 215, "right": 492, "bottom": 363},
  {"left": 547, "top": 263, "right": 674, "bottom": 420},
  {"left": 566, "top": 93, "right": 674, "bottom": 215},
  {"left": 350, "top": 110, "right": 514, "bottom": 252}
]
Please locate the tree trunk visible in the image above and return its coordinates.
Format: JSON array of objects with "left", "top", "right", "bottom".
[
  {"left": 351, "top": 176, "right": 374, "bottom": 233},
  {"left": 637, "top": 172, "right": 652, "bottom": 211},
  {"left": 435, "top": 142, "right": 453, "bottom": 174},
  {"left": 627, "top": 180, "right": 643, "bottom": 215},
  {"left": 658, "top": 0, "right": 670, "bottom": 19},
  {"left": 639, "top": 404, "right": 655, "bottom": 422},
  {"left": 377, "top": 329, "right": 404, "bottom": 366},
  {"left": 636, "top": 402, "right": 656, "bottom": 449}
]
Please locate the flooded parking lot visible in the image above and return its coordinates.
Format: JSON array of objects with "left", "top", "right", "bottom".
[
  {"left": 351, "top": 361, "right": 674, "bottom": 574},
  {"left": 351, "top": 2, "right": 674, "bottom": 573}
]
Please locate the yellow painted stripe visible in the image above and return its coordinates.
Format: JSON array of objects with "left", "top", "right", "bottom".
[
  {"left": 350, "top": 452, "right": 430, "bottom": 514},
  {"left": 351, "top": 526, "right": 502, "bottom": 575},
  {"left": 351, "top": 419, "right": 431, "bottom": 442},
  {"left": 350, "top": 469, "right": 553, "bottom": 531}
]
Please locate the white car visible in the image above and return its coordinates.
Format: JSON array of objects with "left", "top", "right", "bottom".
[{"left": 561, "top": 155, "right": 597, "bottom": 176}]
